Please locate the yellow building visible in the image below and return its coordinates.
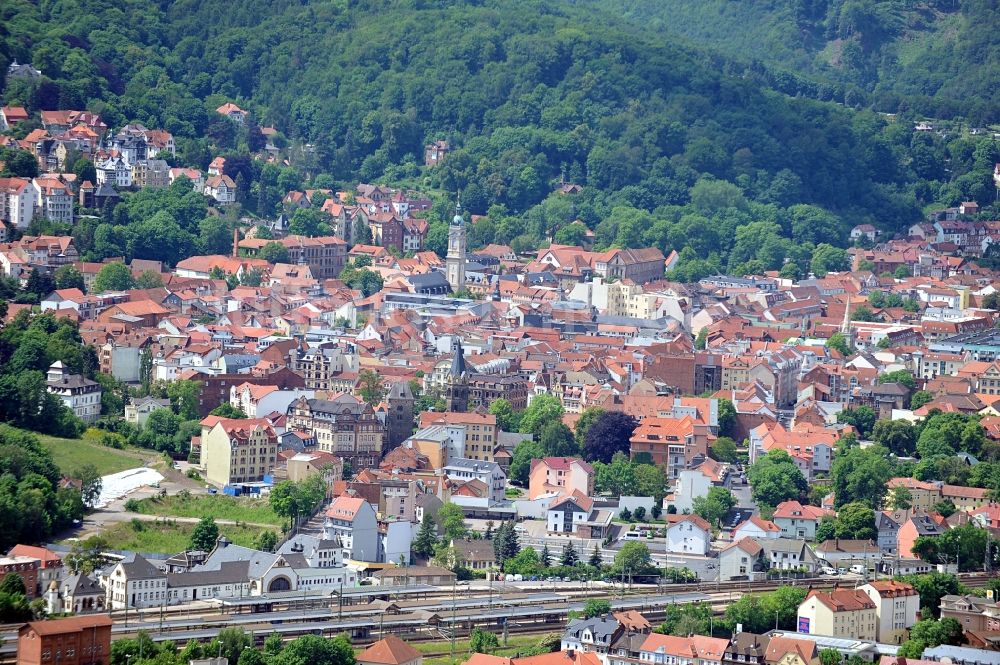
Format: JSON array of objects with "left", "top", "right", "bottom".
[
  {"left": 886, "top": 477, "right": 941, "bottom": 511},
  {"left": 797, "top": 589, "right": 877, "bottom": 641},
  {"left": 418, "top": 412, "right": 498, "bottom": 462},
  {"left": 201, "top": 416, "right": 278, "bottom": 487}
]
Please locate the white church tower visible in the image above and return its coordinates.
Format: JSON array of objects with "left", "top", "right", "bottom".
[{"left": 446, "top": 195, "right": 466, "bottom": 293}]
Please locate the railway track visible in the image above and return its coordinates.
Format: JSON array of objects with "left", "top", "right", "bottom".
[{"left": 0, "top": 572, "right": 992, "bottom": 664}]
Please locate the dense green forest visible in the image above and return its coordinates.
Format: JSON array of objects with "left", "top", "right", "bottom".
[
  {"left": 579, "top": 0, "right": 1000, "bottom": 124},
  {"left": 1, "top": 0, "right": 999, "bottom": 277}
]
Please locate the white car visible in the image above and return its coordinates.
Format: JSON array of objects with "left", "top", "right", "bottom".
[{"left": 820, "top": 566, "right": 837, "bottom": 575}]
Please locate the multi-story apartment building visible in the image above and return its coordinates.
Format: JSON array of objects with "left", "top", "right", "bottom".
[
  {"left": 797, "top": 589, "right": 877, "bottom": 641},
  {"left": 33, "top": 177, "right": 73, "bottom": 224},
  {"left": 629, "top": 416, "right": 712, "bottom": 479},
  {"left": 468, "top": 374, "right": 529, "bottom": 410},
  {"left": 240, "top": 235, "right": 348, "bottom": 279},
  {"left": 290, "top": 343, "right": 359, "bottom": 390},
  {"left": 0, "top": 177, "right": 35, "bottom": 228},
  {"left": 529, "top": 457, "right": 594, "bottom": 500},
  {"left": 859, "top": 581, "right": 920, "bottom": 645},
  {"left": 418, "top": 411, "right": 498, "bottom": 462},
  {"left": 200, "top": 416, "right": 279, "bottom": 487},
  {"left": 287, "top": 395, "right": 385, "bottom": 470},
  {"left": 131, "top": 159, "right": 169, "bottom": 188}
]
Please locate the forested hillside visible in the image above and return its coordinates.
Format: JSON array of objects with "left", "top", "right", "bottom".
[
  {"left": 2, "top": 0, "right": 998, "bottom": 278},
  {"left": 579, "top": 0, "right": 1000, "bottom": 124}
]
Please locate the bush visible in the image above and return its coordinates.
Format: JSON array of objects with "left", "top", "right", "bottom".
[
  {"left": 124, "top": 498, "right": 142, "bottom": 512},
  {"left": 130, "top": 518, "right": 145, "bottom": 531}
]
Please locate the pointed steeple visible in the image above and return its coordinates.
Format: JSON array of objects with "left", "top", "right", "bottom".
[
  {"left": 449, "top": 339, "right": 467, "bottom": 378},
  {"left": 841, "top": 296, "right": 855, "bottom": 348}
]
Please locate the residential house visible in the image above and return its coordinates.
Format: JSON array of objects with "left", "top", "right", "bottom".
[
  {"left": 897, "top": 513, "right": 948, "bottom": 559},
  {"left": 939, "top": 594, "right": 1000, "bottom": 633},
  {"left": 764, "top": 636, "right": 817, "bottom": 665},
  {"left": 59, "top": 573, "right": 105, "bottom": 614},
  {"left": 723, "top": 634, "right": 770, "bottom": 665},
  {"left": 733, "top": 516, "right": 781, "bottom": 541},
  {"left": 772, "top": 501, "right": 833, "bottom": 541},
  {"left": 886, "top": 478, "right": 941, "bottom": 511},
  {"left": 95, "top": 155, "right": 131, "bottom": 188},
  {"left": 131, "top": 159, "right": 169, "bottom": 188},
  {"left": 814, "top": 539, "right": 881, "bottom": 569},
  {"left": 323, "top": 496, "right": 379, "bottom": 561},
  {"left": 216, "top": 103, "right": 247, "bottom": 124},
  {"left": 547, "top": 491, "right": 595, "bottom": 534},
  {"left": 719, "top": 538, "right": 767, "bottom": 581},
  {"left": 562, "top": 614, "right": 627, "bottom": 665},
  {"left": 637, "top": 634, "right": 728, "bottom": 665},
  {"left": 204, "top": 174, "right": 236, "bottom": 204},
  {"left": 424, "top": 140, "right": 449, "bottom": 166},
  {"left": 124, "top": 396, "right": 171, "bottom": 427},
  {"left": 761, "top": 538, "right": 822, "bottom": 573},
  {"left": 529, "top": 457, "right": 595, "bottom": 500},
  {"left": 797, "top": 588, "right": 877, "bottom": 640},
  {"left": 664, "top": 514, "right": 711, "bottom": 555},
  {"left": 46, "top": 361, "right": 102, "bottom": 423}
]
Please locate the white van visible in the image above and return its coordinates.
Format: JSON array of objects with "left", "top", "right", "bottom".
[{"left": 849, "top": 564, "right": 866, "bottom": 575}]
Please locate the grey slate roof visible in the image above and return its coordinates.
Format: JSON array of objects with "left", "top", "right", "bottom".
[
  {"left": 120, "top": 553, "right": 164, "bottom": 579},
  {"left": 563, "top": 614, "right": 621, "bottom": 646},
  {"left": 195, "top": 543, "right": 279, "bottom": 580}
]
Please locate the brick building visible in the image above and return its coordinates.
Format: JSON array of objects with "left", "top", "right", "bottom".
[{"left": 17, "top": 615, "right": 113, "bottom": 665}]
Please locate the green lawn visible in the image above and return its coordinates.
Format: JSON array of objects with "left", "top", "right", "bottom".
[
  {"left": 37, "top": 433, "right": 156, "bottom": 476},
  {"left": 78, "top": 519, "right": 267, "bottom": 554},
  {"left": 133, "top": 493, "right": 283, "bottom": 526},
  {"left": 389, "top": 634, "right": 556, "bottom": 665}
]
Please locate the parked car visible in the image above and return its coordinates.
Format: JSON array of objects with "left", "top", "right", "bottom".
[{"left": 821, "top": 566, "right": 837, "bottom": 575}]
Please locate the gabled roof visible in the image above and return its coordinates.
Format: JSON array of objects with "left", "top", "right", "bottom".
[
  {"left": 806, "top": 588, "right": 876, "bottom": 612},
  {"left": 358, "top": 636, "right": 422, "bottom": 665},
  {"left": 550, "top": 489, "right": 593, "bottom": 514}
]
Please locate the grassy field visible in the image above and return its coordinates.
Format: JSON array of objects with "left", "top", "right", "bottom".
[
  {"left": 37, "top": 433, "right": 156, "bottom": 476},
  {"left": 77, "top": 519, "right": 267, "bottom": 554},
  {"left": 132, "top": 493, "right": 283, "bottom": 526},
  {"left": 376, "top": 634, "right": 556, "bottom": 665}
]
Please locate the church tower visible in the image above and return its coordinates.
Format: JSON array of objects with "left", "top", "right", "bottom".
[
  {"left": 385, "top": 380, "right": 415, "bottom": 451},
  {"left": 445, "top": 339, "right": 469, "bottom": 413},
  {"left": 446, "top": 196, "right": 466, "bottom": 293}
]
